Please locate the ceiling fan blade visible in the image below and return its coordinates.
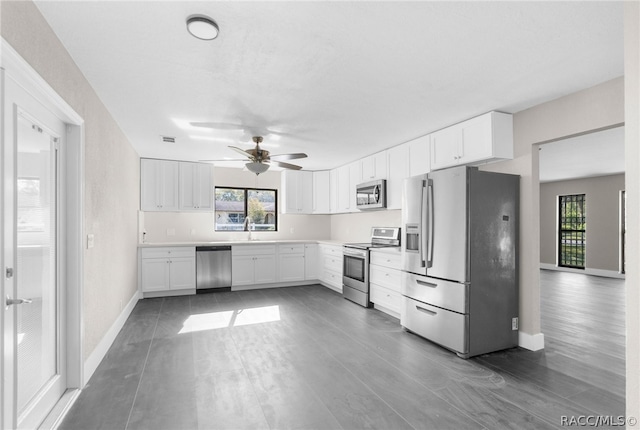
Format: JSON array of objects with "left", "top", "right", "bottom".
[
  {"left": 198, "top": 158, "right": 248, "bottom": 162},
  {"left": 269, "top": 160, "right": 303, "bottom": 170},
  {"left": 190, "top": 122, "right": 246, "bottom": 130},
  {"left": 229, "top": 146, "right": 253, "bottom": 158},
  {"left": 269, "top": 153, "right": 308, "bottom": 161}
]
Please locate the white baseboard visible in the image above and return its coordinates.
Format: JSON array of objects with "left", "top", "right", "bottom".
[
  {"left": 83, "top": 291, "right": 141, "bottom": 386},
  {"left": 540, "top": 263, "right": 625, "bottom": 279},
  {"left": 518, "top": 331, "right": 545, "bottom": 351},
  {"left": 232, "top": 279, "right": 318, "bottom": 291}
]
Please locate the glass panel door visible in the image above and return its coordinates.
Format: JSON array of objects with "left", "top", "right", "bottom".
[{"left": 16, "top": 113, "right": 58, "bottom": 418}]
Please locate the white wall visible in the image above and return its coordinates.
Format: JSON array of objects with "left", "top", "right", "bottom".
[{"left": 1, "top": 2, "right": 141, "bottom": 362}]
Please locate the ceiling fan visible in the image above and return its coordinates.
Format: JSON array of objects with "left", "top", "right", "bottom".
[{"left": 200, "top": 136, "right": 307, "bottom": 175}]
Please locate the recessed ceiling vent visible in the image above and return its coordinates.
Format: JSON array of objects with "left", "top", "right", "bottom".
[{"left": 161, "top": 136, "right": 176, "bottom": 144}]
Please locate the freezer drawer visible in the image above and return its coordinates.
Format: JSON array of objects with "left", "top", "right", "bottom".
[
  {"left": 401, "top": 272, "right": 468, "bottom": 314},
  {"left": 401, "top": 296, "right": 468, "bottom": 355}
]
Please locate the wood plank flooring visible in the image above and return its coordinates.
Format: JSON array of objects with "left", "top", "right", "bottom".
[{"left": 59, "top": 270, "right": 625, "bottom": 429}]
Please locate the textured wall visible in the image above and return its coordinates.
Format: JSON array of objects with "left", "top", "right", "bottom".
[
  {"left": 540, "top": 174, "right": 625, "bottom": 271},
  {"left": 1, "top": 2, "right": 140, "bottom": 362},
  {"left": 623, "top": 1, "right": 639, "bottom": 424}
]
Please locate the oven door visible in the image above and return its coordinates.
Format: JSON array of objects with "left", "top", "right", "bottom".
[{"left": 342, "top": 248, "right": 368, "bottom": 292}]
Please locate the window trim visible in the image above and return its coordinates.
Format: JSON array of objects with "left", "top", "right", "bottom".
[{"left": 214, "top": 186, "right": 278, "bottom": 232}]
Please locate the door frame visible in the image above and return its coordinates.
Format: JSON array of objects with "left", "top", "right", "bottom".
[{"left": 1, "top": 38, "right": 84, "bottom": 428}]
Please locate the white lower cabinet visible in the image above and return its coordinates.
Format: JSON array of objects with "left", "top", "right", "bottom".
[
  {"left": 278, "top": 244, "right": 306, "bottom": 282},
  {"left": 304, "top": 244, "right": 319, "bottom": 280},
  {"left": 232, "top": 245, "right": 277, "bottom": 287},
  {"left": 140, "top": 247, "right": 195, "bottom": 295},
  {"left": 369, "top": 250, "right": 402, "bottom": 317},
  {"left": 278, "top": 243, "right": 321, "bottom": 283},
  {"left": 318, "top": 243, "right": 343, "bottom": 292}
]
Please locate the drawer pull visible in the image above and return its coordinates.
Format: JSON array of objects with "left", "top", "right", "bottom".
[
  {"left": 416, "top": 279, "right": 438, "bottom": 288},
  {"left": 416, "top": 306, "right": 437, "bottom": 316}
]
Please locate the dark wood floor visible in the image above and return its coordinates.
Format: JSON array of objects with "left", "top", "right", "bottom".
[{"left": 60, "top": 270, "right": 625, "bottom": 430}]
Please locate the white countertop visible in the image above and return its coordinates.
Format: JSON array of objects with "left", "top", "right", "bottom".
[{"left": 139, "top": 239, "right": 346, "bottom": 248}]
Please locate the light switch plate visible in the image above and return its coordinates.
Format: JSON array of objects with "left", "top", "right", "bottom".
[{"left": 87, "top": 234, "right": 95, "bottom": 249}]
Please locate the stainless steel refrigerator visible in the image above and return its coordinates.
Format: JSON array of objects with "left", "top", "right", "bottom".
[{"left": 401, "top": 166, "right": 519, "bottom": 358}]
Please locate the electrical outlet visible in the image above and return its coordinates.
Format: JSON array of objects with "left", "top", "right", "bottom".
[
  {"left": 512, "top": 317, "right": 519, "bottom": 330},
  {"left": 290, "top": 227, "right": 294, "bottom": 234},
  {"left": 167, "top": 228, "right": 175, "bottom": 236},
  {"left": 87, "top": 234, "right": 94, "bottom": 249},
  {"left": 190, "top": 229, "right": 196, "bottom": 236}
]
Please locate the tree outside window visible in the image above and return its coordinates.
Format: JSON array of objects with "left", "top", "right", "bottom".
[{"left": 215, "top": 187, "right": 277, "bottom": 231}]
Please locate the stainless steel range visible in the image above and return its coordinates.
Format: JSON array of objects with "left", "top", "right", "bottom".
[{"left": 343, "top": 227, "right": 401, "bottom": 307}]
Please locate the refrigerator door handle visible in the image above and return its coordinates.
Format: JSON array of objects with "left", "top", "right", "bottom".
[
  {"left": 415, "top": 305, "right": 437, "bottom": 316},
  {"left": 420, "top": 181, "right": 428, "bottom": 268},
  {"left": 416, "top": 279, "right": 438, "bottom": 288},
  {"left": 426, "top": 179, "right": 434, "bottom": 268}
]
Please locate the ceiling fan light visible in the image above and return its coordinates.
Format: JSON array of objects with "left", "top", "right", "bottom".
[
  {"left": 186, "top": 15, "right": 219, "bottom": 40},
  {"left": 246, "top": 162, "right": 269, "bottom": 175}
]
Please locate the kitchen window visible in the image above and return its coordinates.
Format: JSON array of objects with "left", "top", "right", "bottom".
[
  {"left": 558, "top": 194, "right": 586, "bottom": 269},
  {"left": 214, "top": 187, "right": 277, "bottom": 231}
]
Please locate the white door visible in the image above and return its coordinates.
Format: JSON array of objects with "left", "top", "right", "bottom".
[{"left": 3, "top": 73, "right": 67, "bottom": 429}]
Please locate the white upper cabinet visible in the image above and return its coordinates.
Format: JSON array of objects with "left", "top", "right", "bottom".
[
  {"left": 361, "top": 151, "right": 388, "bottom": 181},
  {"left": 386, "top": 143, "right": 410, "bottom": 210},
  {"left": 329, "top": 169, "right": 339, "bottom": 214},
  {"left": 430, "top": 111, "right": 513, "bottom": 171},
  {"left": 335, "top": 164, "right": 351, "bottom": 213},
  {"left": 179, "top": 162, "right": 213, "bottom": 211},
  {"left": 312, "top": 170, "right": 331, "bottom": 214},
  {"left": 348, "top": 160, "right": 362, "bottom": 212},
  {"left": 407, "top": 135, "right": 431, "bottom": 177},
  {"left": 281, "top": 170, "right": 313, "bottom": 214},
  {"left": 140, "top": 158, "right": 179, "bottom": 211}
]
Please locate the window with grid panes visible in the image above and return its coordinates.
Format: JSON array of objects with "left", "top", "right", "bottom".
[{"left": 558, "top": 194, "right": 586, "bottom": 269}]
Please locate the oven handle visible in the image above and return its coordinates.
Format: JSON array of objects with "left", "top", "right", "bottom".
[{"left": 343, "top": 248, "right": 368, "bottom": 259}]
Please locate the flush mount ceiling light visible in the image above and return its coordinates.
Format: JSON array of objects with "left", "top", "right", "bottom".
[
  {"left": 186, "top": 15, "right": 219, "bottom": 40},
  {"left": 245, "top": 162, "right": 269, "bottom": 175}
]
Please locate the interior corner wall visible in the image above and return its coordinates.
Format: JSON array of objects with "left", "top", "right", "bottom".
[
  {"left": 540, "top": 174, "right": 625, "bottom": 272},
  {"left": 480, "top": 76, "right": 624, "bottom": 339},
  {"left": 1, "top": 1, "right": 141, "bottom": 362}
]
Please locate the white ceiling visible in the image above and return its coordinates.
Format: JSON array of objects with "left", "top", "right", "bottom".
[
  {"left": 539, "top": 126, "right": 625, "bottom": 183},
  {"left": 34, "top": 1, "right": 624, "bottom": 172}
]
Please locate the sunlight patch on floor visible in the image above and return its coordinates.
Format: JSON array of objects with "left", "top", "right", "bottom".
[{"left": 179, "top": 305, "right": 281, "bottom": 334}]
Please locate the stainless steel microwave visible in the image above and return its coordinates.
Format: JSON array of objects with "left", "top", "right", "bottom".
[{"left": 356, "top": 179, "right": 386, "bottom": 210}]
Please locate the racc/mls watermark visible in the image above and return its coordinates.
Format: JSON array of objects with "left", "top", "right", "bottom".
[{"left": 561, "top": 416, "right": 637, "bottom": 427}]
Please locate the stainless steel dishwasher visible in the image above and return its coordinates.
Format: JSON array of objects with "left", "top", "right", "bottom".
[{"left": 196, "top": 246, "right": 232, "bottom": 292}]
